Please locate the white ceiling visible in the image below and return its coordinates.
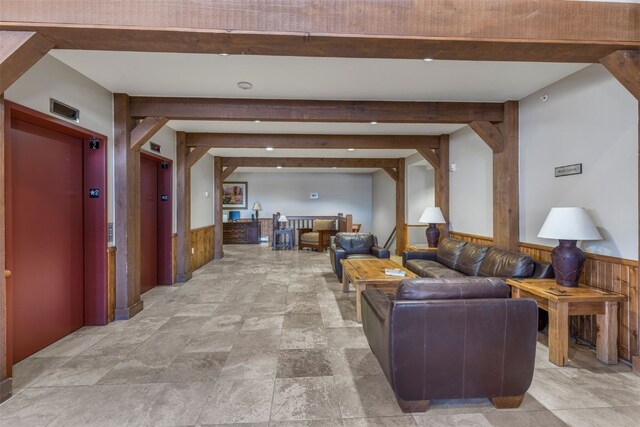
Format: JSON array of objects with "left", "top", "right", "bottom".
[{"left": 50, "top": 50, "right": 589, "bottom": 172}]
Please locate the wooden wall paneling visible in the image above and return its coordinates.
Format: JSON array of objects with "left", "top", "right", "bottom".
[
  {"left": 2, "top": 1, "right": 638, "bottom": 62},
  {"left": 260, "top": 218, "right": 273, "bottom": 243},
  {"left": 213, "top": 156, "right": 224, "bottom": 259},
  {"left": 492, "top": 101, "right": 520, "bottom": 251},
  {"left": 176, "top": 131, "right": 192, "bottom": 282},
  {"left": 0, "top": 31, "right": 53, "bottom": 94},
  {"left": 437, "top": 135, "right": 450, "bottom": 239},
  {"left": 187, "top": 133, "right": 440, "bottom": 149},
  {"left": 395, "top": 158, "right": 406, "bottom": 255},
  {"left": 171, "top": 233, "right": 177, "bottom": 284},
  {"left": 448, "top": 231, "right": 495, "bottom": 247},
  {"left": 113, "top": 93, "right": 143, "bottom": 319},
  {"left": 189, "top": 226, "right": 214, "bottom": 271},
  {"left": 130, "top": 98, "right": 504, "bottom": 123},
  {"left": 129, "top": 117, "right": 168, "bottom": 150},
  {"left": 107, "top": 247, "right": 116, "bottom": 322},
  {"left": 600, "top": 50, "right": 640, "bottom": 101},
  {"left": 0, "top": 95, "right": 9, "bottom": 402}
]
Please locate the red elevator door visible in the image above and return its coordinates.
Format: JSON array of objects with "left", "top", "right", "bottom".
[
  {"left": 140, "top": 155, "right": 159, "bottom": 294},
  {"left": 9, "top": 119, "right": 84, "bottom": 363}
]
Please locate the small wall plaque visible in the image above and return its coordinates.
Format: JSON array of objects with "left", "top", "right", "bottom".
[
  {"left": 150, "top": 142, "right": 161, "bottom": 153},
  {"left": 160, "top": 194, "right": 169, "bottom": 202},
  {"left": 310, "top": 192, "right": 319, "bottom": 199},
  {"left": 555, "top": 163, "right": 582, "bottom": 178},
  {"left": 89, "top": 137, "right": 100, "bottom": 150},
  {"left": 89, "top": 188, "right": 100, "bottom": 198}
]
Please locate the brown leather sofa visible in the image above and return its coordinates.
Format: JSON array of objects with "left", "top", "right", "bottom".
[
  {"left": 330, "top": 232, "right": 390, "bottom": 280},
  {"left": 361, "top": 277, "right": 538, "bottom": 412},
  {"left": 403, "top": 237, "right": 554, "bottom": 279}
]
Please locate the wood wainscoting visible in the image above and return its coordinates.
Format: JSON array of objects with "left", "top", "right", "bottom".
[
  {"left": 107, "top": 246, "right": 116, "bottom": 322},
  {"left": 171, "top": 225, "right": 215, "bottom": 282},
  {"left": 447, "top": 231, "right": 639, "bottom": 363}
]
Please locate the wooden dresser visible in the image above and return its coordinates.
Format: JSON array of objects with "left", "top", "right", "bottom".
[{"left": 223, "top": 221, "right": 260, "bottom": 244}]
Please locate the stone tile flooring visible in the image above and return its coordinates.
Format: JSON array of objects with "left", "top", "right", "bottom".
[{"left": 2, "top": 244, "right": 639, "bottom": 426}]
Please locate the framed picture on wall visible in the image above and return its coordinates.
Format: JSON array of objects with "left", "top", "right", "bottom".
[{"left": 222, "top": 182, "right": 248, "bottom": 209}]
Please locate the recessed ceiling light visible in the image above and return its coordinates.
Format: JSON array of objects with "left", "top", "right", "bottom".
[
  {"left": 254, "top": 120, "right": 261, "bottom": 123},
  {"left": 332, "top": 167, "right": 337, "bottom": 170},
  {"left": 237, "top": 81, "right": 253, "bottom": 90},
  {"left": 219, "top": 53, "right": 229, "bottom": 56},
  {"left": 276, "top": 166, "right": 282, "bottom": 169},
  {"left": 422, "top": 58, "right": 435, "bottom": 62},
  {"left": 266, "top": 147, "right": 274, "bottom": 151},
  {"left": 347, "top": 148, "right": 355, "bottom": 152},
  {"left": 370, "top": 121, "right": 378, "bottom": 125}
]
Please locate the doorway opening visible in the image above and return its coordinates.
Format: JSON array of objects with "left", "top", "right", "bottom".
[{"left": 4, "top": 102, "right": 108, "bottom": 368}]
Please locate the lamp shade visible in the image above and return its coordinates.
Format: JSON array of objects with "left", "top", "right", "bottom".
[
  {"left": 418, "top": 207, "right": 446, "bottom": 224},
  {"left": 538, "top": 207, "right": 601, "bottom": 241},
  {"left": 252, "top": 202, "right": 263, "bottom": 211},
  {"left": 278, "top": 215, "right": 288, "bottom": 222}
]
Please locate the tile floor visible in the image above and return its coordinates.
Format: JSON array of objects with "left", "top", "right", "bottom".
[{"left": 1, "top": 244, "right": 639, "bottom": 426}]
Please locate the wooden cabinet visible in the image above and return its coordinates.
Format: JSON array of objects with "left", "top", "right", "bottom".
[{"left": 223, "top": 221, "right": 260, "bottom": 244}]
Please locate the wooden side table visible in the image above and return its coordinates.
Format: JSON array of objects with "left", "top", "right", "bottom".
[
  {"left": 273, "top": 228, "right": 294, "bottom": 250},
  {"left": 506, "top": 278, "right": 626, "bottom": 366}
]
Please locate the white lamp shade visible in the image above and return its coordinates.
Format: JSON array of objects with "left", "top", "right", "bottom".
[
  {"left": 278, "top": 215, "right": 288, "bottom": 222},
  {"left": 252, "top": 202, "right": 263, "bottom": 211},
  {"left": 418, "top": 207, "right": 446, "bottom": 224},
  {"left": 538, "top": 207, "right": 602, "bottom": 241}
]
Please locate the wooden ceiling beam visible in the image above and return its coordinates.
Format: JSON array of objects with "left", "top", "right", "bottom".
[
  {"left": 221, "top": 166, "right": 237, "bottom": 181},
  {"left": 0, "top": 31, "right": 53, "bottom": 93},
  {"left": 416, "top": 147, "right": 440, "bottom": 169},
  {"left": 600, "top": 50, "right": 640, "bottom": 100},
  {"left": 186, "top": 133, "right": 440, "bottom": 149},
  {"left": 186, "top": 147, "right": 210, "bottom": 169},
  {"left": 383, "top": 167, "right": 399, "bottom": 182},
  {"left": 221, "top": 157, "right": 400, "bottom": 169},
  {"left": 131, "top": 98, "right": 503, "bottom": 123},
  {"left": 129, "top": 116, "right": 169, "bottom": 150},
  {"left": 469, "top": 121, "right": 505, "bottom": 153},
  {"left": 1, "top": 1, "right": 638, "bottom": 63}
]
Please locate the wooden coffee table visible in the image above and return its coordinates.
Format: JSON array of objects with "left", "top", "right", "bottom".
[
  {"left": 506, "top": 278, "right": 626, "bottom": 367},
  {"left": 341, "top": 258, "right": 418, "bottom": 323}
]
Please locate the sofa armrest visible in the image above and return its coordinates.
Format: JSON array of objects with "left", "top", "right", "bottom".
[
  {"left": 402, "top": 250, "right": 437, "bottom": 266},
  {"left": 330, "top": 244, "right": 348, "bottom": 278},
  {"left": 372, "top": 246, "right": 390, "bottom": 259},
  {"left": 362, "top": 289, "right": 391, "bottom": 322}
]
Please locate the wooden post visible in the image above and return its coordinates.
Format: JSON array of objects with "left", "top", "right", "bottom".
[
  {"left": 493, "top": 101, "right": 519, "bottom": 250},
  {"left": 176, "top": 131, "right": 192, "bottom": 281},
  {"left": 395, "top": 158, "right": 406, "bottom": 255},
  {"left": 0, "top": 95, "right": 11, "bottom": 402},
  {"left": 437, "top": 135, "right": 450, "bottom": 239},
  {"left": 213, "top": 156, "right": 224, "bottom": 259},
  {"left": 113, "top": 93, "right": 143, "bottom": 319}
]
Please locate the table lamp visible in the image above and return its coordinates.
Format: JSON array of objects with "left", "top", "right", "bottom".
[
  {"left": 418, "top": 207, "right": 446, "bottom": 247},
  {"left": 537, "top": 207, "right": 602, "bottom": 287},
  {"left": 252, "top": 202, "right": 263, "bottom": 220},
  {"left": 278, "top": 214, "right": 288, "bottom": 230}
]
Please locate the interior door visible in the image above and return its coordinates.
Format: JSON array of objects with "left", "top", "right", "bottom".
[
  {"left": 140, "top": 155, "right": 159, "bottom": 294},
  {"left": 9, "top": 118, "right": 84, "bottom": 363}
]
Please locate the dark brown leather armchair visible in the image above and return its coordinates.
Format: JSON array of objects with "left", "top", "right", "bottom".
[
  {"left": 329, "top": 232, "right": 390, "bottom": 279},
  {"left": 361, "top": 277, "right": 538, "bottom": 412}
]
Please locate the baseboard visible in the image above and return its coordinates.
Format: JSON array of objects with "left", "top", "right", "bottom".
[
  {"left": 0, "top": 377, "right": 13, "bottom": 403},
  {"left": 176, "top": 271, "right": 193, "bottom": 282},
  {"left": 114, "top": 299, "right": 144, "bottom": 320},
  {"left": 633, "top": 356, "right": 640, "bottom": 376}
]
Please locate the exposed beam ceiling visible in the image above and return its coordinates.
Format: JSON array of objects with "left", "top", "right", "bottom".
[
  {"left": 1, "top": 1, "right": 638, "bottom": 62},
  {"left": 221, "top": 157, "right": 400, "bottom": 168}
]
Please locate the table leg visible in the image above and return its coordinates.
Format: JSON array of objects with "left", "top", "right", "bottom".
[
  {"left": 547, "top": 300, "right": 569, "bottom": 366},
  {"left": 342, "top": 269, "right": 350, "bottom": 293},
  {"left": 596, "top": 301, "right": 619, "bottom": 364},
  {"left": 356, "top": 283, "right": 365, "bottom": 323}
]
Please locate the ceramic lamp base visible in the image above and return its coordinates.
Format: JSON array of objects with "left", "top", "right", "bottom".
[
  {"left": 551, "top": 239, "right": 585, "bottom": 287},
  {"left": 425, "top": 224, "right": 440, "bottom": 248}
]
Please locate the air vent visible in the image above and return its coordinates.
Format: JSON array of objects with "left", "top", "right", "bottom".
[{"left": 50, "top": 98, "right": 79, "bottom": 123}]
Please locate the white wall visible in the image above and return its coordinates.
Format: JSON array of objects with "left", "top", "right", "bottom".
[
  {"left": 191, "top": 155, "right": 214, "bottom": 229},
  {"left": 5, "top": 54, "right": 116, "bottom": 238},
  {"left": 227, "top": 172, "right": 372, "bottom": 231},
  {"left": 371, "top": 169, "right": 396, "bottom": 251},
  {"left": 520, "top": 64, "right": 638, "bottom": 259},
  {"left": 406, "top": 164, "right": 435, "bottom": 245},
  {"left": 141, "top": 126, "right": 178, "bottom": 233},
  {"left": 449, "top": 126, "right": 493, "bottom": 236}
]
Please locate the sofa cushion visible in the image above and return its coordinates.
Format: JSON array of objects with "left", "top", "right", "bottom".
[
  {"left": 456, "top": 243, "right": 490, "bottom": 276},
  {"left": 300, "top": 231, "right": 319, "bottom": 243},
  {"left": 478, "top": 247, "right": 534, "bottom": 278},
  {"left": 395, "top": 277, "right": 509, "bottom": 300},
  {"left": 313, "top": 219, "right": 336, "bottom": 231},
  {"left": 335, "top": 233, "right": 375, "bottom": 255},
  {"left": 422, "top": 268, "right": 466, "bottom": 278},
  {"left": 436, "top": 238, "right": 467, "bottom": 270}
]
